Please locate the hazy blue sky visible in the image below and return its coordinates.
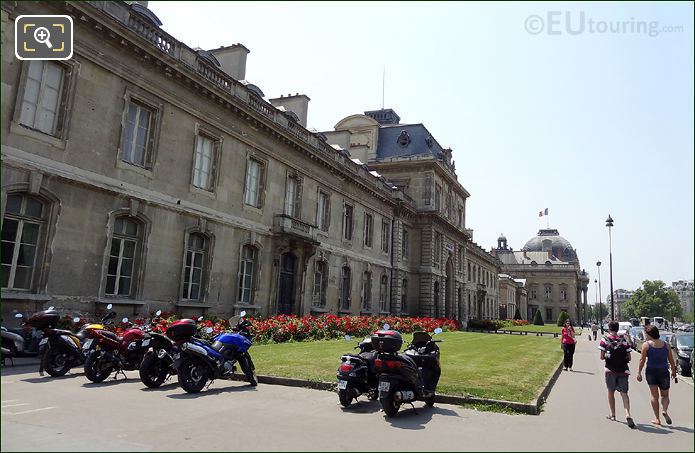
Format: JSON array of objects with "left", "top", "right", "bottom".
[{"left": 149, "top": 1, "right": 694, "bottom": 306}]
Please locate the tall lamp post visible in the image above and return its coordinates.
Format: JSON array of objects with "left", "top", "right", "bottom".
[
  {"left": 606, "top": 215, "right": 615, "bottom": 321},
  {"left": 596, "top": 261, "right": 603, "bottom": 334}
]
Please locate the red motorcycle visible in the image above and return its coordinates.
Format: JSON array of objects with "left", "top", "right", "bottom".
[{"left": 83, "top": 316, "right": 151, "bottom": 383}]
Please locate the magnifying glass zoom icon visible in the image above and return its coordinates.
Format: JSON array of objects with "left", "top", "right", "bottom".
[{"left": 33, "top": 27, "right": 53, "bottom": 49}]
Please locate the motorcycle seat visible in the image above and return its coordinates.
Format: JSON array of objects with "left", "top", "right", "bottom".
[{"left": 101, "top": 331, "right": 119, "bottom": 340}]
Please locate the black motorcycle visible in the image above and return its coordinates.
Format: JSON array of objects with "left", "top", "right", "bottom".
[
  {"left": 372, "top": 327, "right": 443, "bottom": 417},
  {"left": 336, "top": 336, "right": 378, "bottom": 407}
]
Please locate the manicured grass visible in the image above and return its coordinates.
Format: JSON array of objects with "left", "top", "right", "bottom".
[
  {"left": 250, "top": 331, "right": 563, "bottom": 403},
  {"left": 502, "top": 324, "right": 585, "bottom": 336}
]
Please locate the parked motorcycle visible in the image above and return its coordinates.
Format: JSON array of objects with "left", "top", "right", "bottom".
[
  {"left": 27, "top": 305, "right": 114, "bottom": 377},
  {"left": 1, "top": 313, "right": 43, "bottom": 361},
  {"left": 138, "top": 310, "right": 181, "bottom": 388},
  {"left": 174, "top": 311, "right": 257, "bottom": 393},
  {"left": 336, "top": 335, "right": 378, "bottom": 407},
  {"left": 372, "top": 325, "right": 443, "bottom": 417},
  {"left": 83, "top": 314, "right": 152, "bottom": 383}
]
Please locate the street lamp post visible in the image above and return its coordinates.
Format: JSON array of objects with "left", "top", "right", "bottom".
[
  {"left": 606, "top": 215, "right": 615, "bottom": 321},
  {"left": 596, "top": 261, "right": 603, "bottom": 334}
]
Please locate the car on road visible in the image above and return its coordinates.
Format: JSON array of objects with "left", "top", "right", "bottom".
[
  {"left": 617, "top": 322, "right": 632, "bottom": 336},
  {"left": 667, "top": 333, "right": 693, "bottom": 377},
  {"left": 633, "top": 331, "right": 673, "bottom": 352},
  {"left": 627, "top": 326, "right": 644, "bottom": 349}
]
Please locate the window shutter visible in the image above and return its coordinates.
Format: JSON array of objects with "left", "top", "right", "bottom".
[
  {"left": 258, "top": 162, "right": 266, "bottom": 207},
  {"left": 209, "top": 139, "right": 219, "bottom": 191}
]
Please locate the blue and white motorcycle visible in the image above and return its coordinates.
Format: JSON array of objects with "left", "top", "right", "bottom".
[{"left": 175, "top": 311, "right": 257, "bottom": 393}]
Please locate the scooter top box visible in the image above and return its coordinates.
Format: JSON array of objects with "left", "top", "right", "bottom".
[
  {"left": 26, "top": 309, "right": 60, "bottom": 329},
  {"left": 166, "top": 319, "right": 197, "bottom": 341},
  {"left": 371, "top": 330, "right": 403, "bottom": 353}
]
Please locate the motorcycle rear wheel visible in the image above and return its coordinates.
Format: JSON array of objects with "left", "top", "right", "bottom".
[
  {"left": 338, "top": 386, "right": 354, "bottom": 407},
  {"left": 139, "top": 352, "right": 169, "bottom": 388},
  {"left": 380, "top": 394, "right": 401, "bottom": 417},
  {"left": 425, "top": 393, "right": 436, "bottom": 407},
  {"left": 42, "top": 346, "right": 71, "bottom": 377},
  {"left": 84, "top": 352, "right": 113, "bottom": 383},
  {"left": 178, "top": 357, "right": 208, "bottom": 393}
]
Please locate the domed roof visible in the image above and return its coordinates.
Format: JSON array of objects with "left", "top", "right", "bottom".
[
  {"left": 497, "top": 233, "right": 507, "bottom": 242},
  {"left": 522, "top": 229, "right": 576, "bottom": 261}
]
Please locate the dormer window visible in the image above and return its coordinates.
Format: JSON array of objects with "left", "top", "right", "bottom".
[{"left": 397, "top": 130, "right": 411, "bottom": 147}]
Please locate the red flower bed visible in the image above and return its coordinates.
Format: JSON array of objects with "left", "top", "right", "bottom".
[{"left": 49, "top": 311, "right": 459, "bottom": 344}]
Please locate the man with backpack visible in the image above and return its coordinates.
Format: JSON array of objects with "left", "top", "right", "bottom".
[{"left": 599, "top": 320, "right": 636, "bottom": 428}]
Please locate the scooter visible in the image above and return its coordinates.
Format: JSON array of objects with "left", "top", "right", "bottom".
[
  {"left": 174, "top": 311, "right": 257, "bottom": 393},
  {"left": 372, "top": 325, "right": 443, "bottom": 417},
  {"left": 336, "top": 335, "right": 378, "bottom": 407},
  {"left": 1, "top": 313, "right": 42, "bottom": 364},
  {"left": 28, "top": 305, "right": 115, "bottom": 377}
]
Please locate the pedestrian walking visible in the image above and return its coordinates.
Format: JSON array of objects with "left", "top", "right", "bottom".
[
  {"left": 599, "top": 320, "right": 636, "bottom": 428},
  {"left": 636, "top": 325, "right": 677, "bottom": 426},
  {"left": 561, "top": 320, "right": 576, "bottom": 371},
  {"left": 591, "top": 322, "right": 598, "bottom": 341}
]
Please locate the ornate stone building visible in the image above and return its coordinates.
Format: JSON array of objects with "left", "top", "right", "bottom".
[
  {"left": 1, "top": 1, "right": 500, "bottom": 322},
  {"left": 492, "top": 230, "right": 589, "bottom": 323}
]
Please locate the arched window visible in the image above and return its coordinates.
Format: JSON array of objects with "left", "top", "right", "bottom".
[
  {"left": 237, "top": 245, "right": 257, "bottom": 304},
  {"left": 340, "top": 266, "right": 351, "bottom": 310},
  {"left": 106, "top": 216, "right": 141, "bottom": 296},
  {"left": 312, "top": 261, "right": 327, "bottom": 308},
  {"left": 401, "top": 278, "right": 408, "bottom": 313},
  {"left": 182, "top": 233, "right": 207, "bottom": 300},
  {"left": 362, "top": 271, "right": 372, "bottom": 311},
  {"left": 379, "top": 274, "right": 388, "bottom": 313},
  {"left": 1, "top": 194, "right": 45, "bottom": 290}
]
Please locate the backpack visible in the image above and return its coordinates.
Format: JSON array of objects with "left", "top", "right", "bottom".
[{"left": 603, "top": 336, "right": 629, "bottom": 372}]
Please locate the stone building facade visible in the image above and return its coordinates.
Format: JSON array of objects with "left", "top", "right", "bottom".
[
  {"left": 1, "top": 1, "right": 501, "bottom": 322},
  {"left": 492, "top": 230, "right": 589, "bottom": 324},
  {"left": 670, "top": 280, "right": 693, "bottom": 320}
]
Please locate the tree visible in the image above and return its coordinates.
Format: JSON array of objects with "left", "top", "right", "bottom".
[
  {"left": 589, "top": 303, "right": 608, "bottom": 322},
  {"left": 513, "top": 307, "right": 522, "bottom": 320},
  {"left": 621, "top": 280, "right": 683, "bottom": 322},
  {"left": 532, "top": 309, "right": 544, "bottom": 326},
  {"left": 556, "top": 310, "right": 570, "bottom": 327}
]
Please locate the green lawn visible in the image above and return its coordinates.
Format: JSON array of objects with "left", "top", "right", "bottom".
[
  {"left": 251, "top": 331, "right": 563, "bottom": 403},
  {"left": 501, "top": 324, "right": 584, "bottom": 335}
]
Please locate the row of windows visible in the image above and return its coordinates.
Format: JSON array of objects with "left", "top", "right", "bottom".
[
  {"left": 423, "top": 175, "right": 465, "bottom": 229},
  {"left": 16, "top": 62, "right": 397, "bottom": 251},
  {"left": 466, "top": 261, "right": 497, "bottom": 288},
  {"left": 2, "top": 193, "right": 408, "bottom": 312},
  {"left": 528, "top": 285, "right": 569, "bottom": 300}
]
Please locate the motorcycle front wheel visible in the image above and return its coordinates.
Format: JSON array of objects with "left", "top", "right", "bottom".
[
  {"left": 139, "top": 352, "right": 169, "bottom": 388},
  {"left": 239, "top": 354, "right": 258, "bottom": 386},
  {"left": 84, "top": 352, "right": 113, "bottom": 383},
  {"left": 42, "top": 346, "right": 72, "bottom": 377},
  {"left": 177, "top": 357, "right": 209, "bottom": 393}
]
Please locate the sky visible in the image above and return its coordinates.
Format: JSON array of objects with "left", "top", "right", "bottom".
[{"left": 148, "top": 1, "right": 694, "bottom": 306}]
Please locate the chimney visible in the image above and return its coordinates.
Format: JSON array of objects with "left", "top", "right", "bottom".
[
  {"left": 523, "top": 250, "right": 528, "bottom": 259},
  {"left": 269, "top": 94, "right": 311, "bottom": 128},
  {"left": 209, "top": 44, "right": 250, "bottom": 81}
]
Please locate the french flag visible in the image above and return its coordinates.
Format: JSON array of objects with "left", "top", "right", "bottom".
[{"left": 538, "top": 208, "right": 548, "bottom": 217}]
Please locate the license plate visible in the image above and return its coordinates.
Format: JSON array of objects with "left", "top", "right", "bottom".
[
  {"left": 337, "top": 380, "right": 348, "bottom": 390},
  {"left": 82, "top": 339, "right": 93, "bottom": 349},
  {"left": 378, "top": 381, "right": 390, "bottom": 392},
  {"left": 141, "top": 339, "right": 150, "bottom": 347},
  {"left": 39, "top": 338, "right": 48, "bottom": 346}
]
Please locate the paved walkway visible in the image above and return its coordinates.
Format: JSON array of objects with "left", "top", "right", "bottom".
[{"left": 1, "top": 335, "right": 692, "bottom": 451}]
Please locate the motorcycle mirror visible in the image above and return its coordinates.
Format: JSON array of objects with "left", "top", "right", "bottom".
[
  {"left": 47, "top": 306, "right": 55, "bottom": 311},
  {"left": 344, "top": 335, "right": 351, "bottom": 341},
  {"left": 434, "top": 327, "right": 443, "bottom": 335},
  {"left": 383, "top": 324, "right": 390, "bottom": 330},
  {"left": 197, "top": 316, "right": 204, "bottom": 322},
  {"left": 205, "top": 327, "right": 213, "bottom": 334},
  {"left": 14, "top": 313, "right": 23, "bottom": 318},
  {"left": 155, "top": 310, "right": 162, "bottom": 317},
  {"left": 122, "top": 317, "right": 129, "bottom": 323},
  {"left": 73, "top": 317, "right": 81, "bottom": 323},
  {"left": 240, "top": 310, "right": 247, "bottom": 318},
  {"left": 106, "top": 303, "right": 113, "bottom": 310}
]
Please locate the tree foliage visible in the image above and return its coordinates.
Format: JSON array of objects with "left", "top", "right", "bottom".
[
  {"left": 588, "top": 303, "right": 609, "bottom": 322},
  {"left": 619, "top": 280, "right": 683, "bottom": 321},
  {"left": 532, "top": 309, "right": 544, "bottom": 326}
]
